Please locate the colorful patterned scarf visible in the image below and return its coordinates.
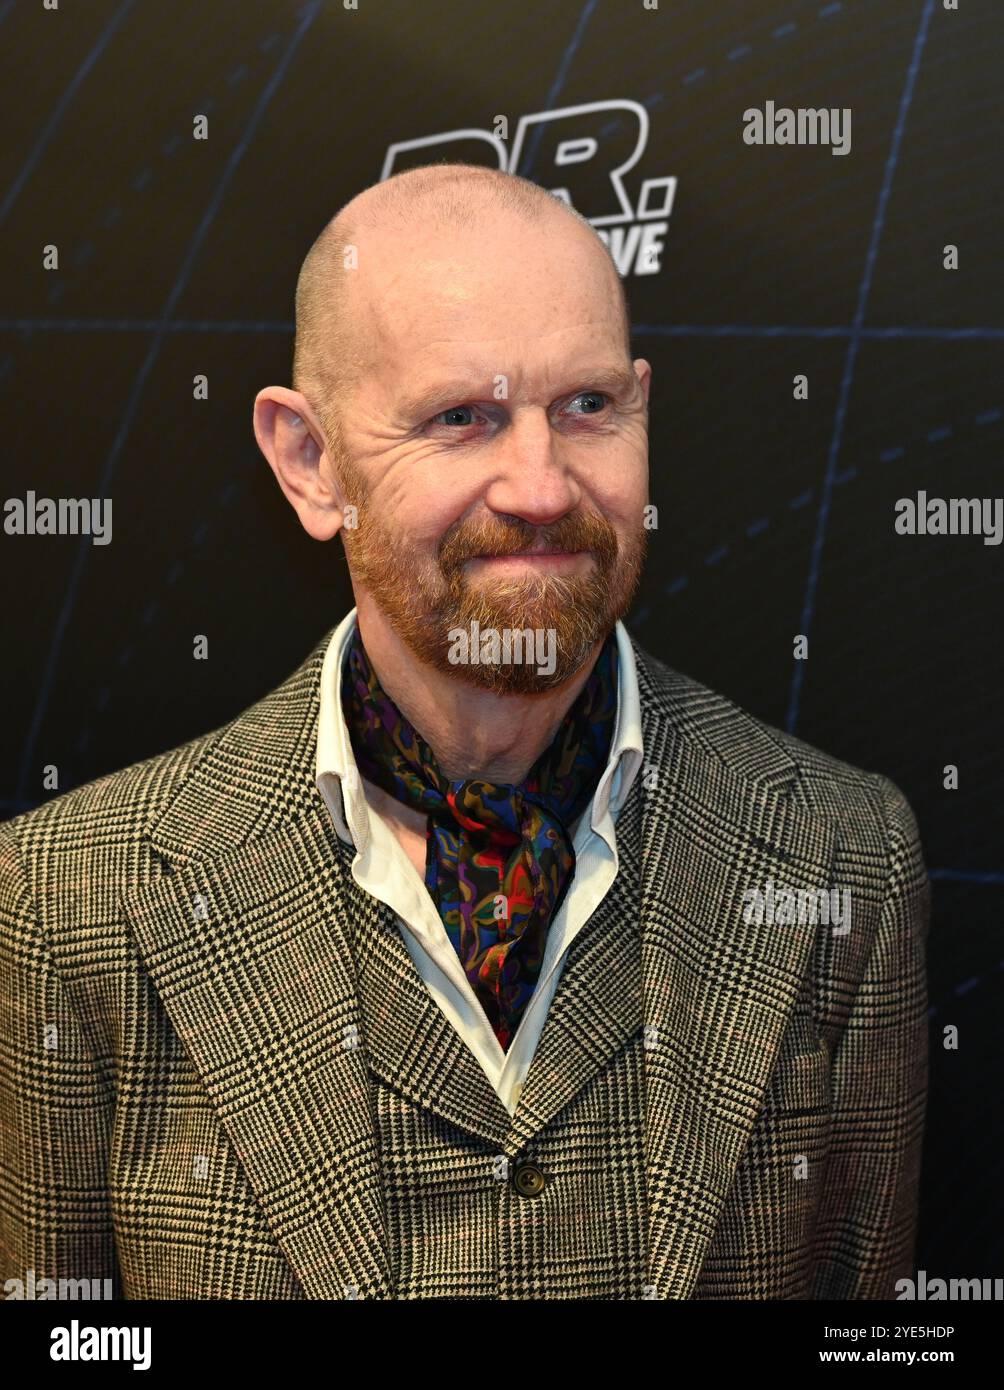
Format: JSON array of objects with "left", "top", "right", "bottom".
[{"left": 340, "top": 625, "right": 618, "bottom": 1052}]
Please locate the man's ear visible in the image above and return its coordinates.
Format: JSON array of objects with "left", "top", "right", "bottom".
[
  {"left": 252, "top": 386, "right": 347, "bottom": 541},
  {"left": 633, "top": 358, "right": 653, "bottom": 406}
]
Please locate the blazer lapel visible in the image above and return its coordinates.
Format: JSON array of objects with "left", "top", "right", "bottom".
[
  {"left": 123, "top": 628, "right": 394, "bottom": 1299},
  {"left": 124, "top": 799, "right": 394, "bottom": 1299},
  {"left": 510, "top": 775, "right": 644, "bottom": 1147},
  {"left": 632, "top": 641, "right": 836, "bottom": 1299},
  {"left": 349, "top": 891, "right": 512, "bottom": 1146}
]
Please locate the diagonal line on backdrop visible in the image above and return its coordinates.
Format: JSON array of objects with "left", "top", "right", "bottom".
[
  {"left": 0, "top": 0, "right": 140, "bottom": 226},
  {"left": 15, "top": 0, "right": 323, "bottom": 803},
  {"left": 786, "top": 0, "right": 937, "bottom": 736}
]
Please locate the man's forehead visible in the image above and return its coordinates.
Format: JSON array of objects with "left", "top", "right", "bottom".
[
  {"left": 357, "top": 218, "right": 622, "bottom": 332},
  {"left": 344, "top": 227, "right": 629, "bottom": 409},
  {"left": 369, "top": 273, "right": 621, "bottom": 341}
]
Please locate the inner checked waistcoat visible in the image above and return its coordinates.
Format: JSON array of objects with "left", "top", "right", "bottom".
[{"left": 342, "top": 774, "right": 648, "bottom": 1300}]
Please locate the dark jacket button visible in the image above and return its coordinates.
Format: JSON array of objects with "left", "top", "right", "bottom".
[{"left": 512, "top": 1162, "right": 546, "bottom": 1197}]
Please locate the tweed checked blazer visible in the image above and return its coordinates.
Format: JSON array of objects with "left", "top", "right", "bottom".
[{"left": 0, "top": 627, "right": 930, "bottom": 1300}]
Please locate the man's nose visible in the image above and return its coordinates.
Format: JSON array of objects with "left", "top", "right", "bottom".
[{"left": 482, "top": 410, "right": 582, "bottom": 526}]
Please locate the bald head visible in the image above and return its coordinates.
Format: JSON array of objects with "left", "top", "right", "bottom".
[{"left": 291, "top": 164, "right": 631, "bottom": 465}]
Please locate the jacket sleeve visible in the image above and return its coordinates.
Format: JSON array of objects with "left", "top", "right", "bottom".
[
  {"left": 0, "top": 822, "right": 120, "bottom": 1297},
  {"left": 809, "top": 775, "right": 931, "bottom": 1299}
]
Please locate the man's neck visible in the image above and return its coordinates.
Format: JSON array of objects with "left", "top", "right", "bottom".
[{"left": 353, "top": 597, "right": 605, "bottom": 784}]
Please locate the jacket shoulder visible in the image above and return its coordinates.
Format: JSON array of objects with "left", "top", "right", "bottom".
[
  {"left": 0, "top": 625, "right": 335, "bottom": 937},
  {"left": 630, "top": 636, "right": 919, "bottom": 834},
  {"left": 3, "top": 626, "right": 334, "bottom": 854},
  {"left": 3, "top": 722, "right": 225, "bottom": 851},
  {"left": 0, "top": 722, "right": 228, "bottom": 964}
]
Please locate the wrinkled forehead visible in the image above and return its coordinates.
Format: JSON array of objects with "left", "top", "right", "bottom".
[{"left": 347, "top": 218, "right": 628, "bottom": 399}]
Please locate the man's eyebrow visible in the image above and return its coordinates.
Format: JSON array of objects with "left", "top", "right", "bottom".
[{"left": 397, "top": 365, "right": 638, "bottom": 421}]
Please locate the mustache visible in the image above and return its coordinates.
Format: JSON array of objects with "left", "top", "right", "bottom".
[{"left": 438, "top": 512, "right": 618, "bottom": 573}]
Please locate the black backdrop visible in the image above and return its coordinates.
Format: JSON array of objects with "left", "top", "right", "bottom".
[{"left": 1, "top": 0, "right": 1001, "bottom": 1282}]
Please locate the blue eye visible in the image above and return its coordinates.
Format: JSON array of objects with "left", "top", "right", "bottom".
[
  {"left": 568, "top": 391, "right": 608, "bottom": 414},
  {"left": 429, "top": 392, "right": 608, "bottom": 429},
  {"left": 433, "top": 405, "right": 477, "bottom": 426}
]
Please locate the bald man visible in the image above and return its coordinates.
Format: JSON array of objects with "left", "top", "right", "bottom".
[{"left": 1, "top": 165, "right": 929, "bottom": 1302}]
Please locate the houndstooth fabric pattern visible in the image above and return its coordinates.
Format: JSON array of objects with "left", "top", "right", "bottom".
[
  {"left": 0, "top": 624, "right": 930, "bottom": 1299},
  {"left": 346, "top": 775, "right": 647, "bottom": 1299}
]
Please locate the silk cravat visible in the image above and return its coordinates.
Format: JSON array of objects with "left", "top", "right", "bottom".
[{"left": 340, "top": 626, "right": 617, "bottom": 1051}]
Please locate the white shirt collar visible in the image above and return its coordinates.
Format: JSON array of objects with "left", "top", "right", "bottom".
[{"left": 315, "top": 606, "right": 644, "bottom": 846}]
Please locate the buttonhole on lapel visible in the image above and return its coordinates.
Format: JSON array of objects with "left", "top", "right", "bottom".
[{"left": 747, "top": 833, "right": 792, "bottom": 863}]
